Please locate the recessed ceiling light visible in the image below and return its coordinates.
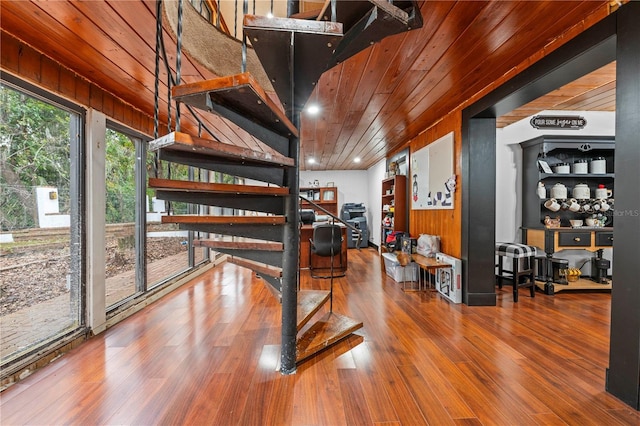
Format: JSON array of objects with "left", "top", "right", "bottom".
[
  {"left": 308, "top": 158, "right": 316, "bottom": 164},
  {"left": 354, "top": 157, "right": 361, "bottom": 163},
  {"left": 306, "top": 104, "right": 320, "bottom": 115}
]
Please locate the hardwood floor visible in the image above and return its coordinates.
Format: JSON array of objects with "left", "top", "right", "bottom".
[{"left": 1, "top": 248, "right": 638, "bottom": 425}]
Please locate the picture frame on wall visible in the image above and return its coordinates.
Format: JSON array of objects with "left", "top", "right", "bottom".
[{"left": 410, "top": 132, "right": 455, "bottom": 210}]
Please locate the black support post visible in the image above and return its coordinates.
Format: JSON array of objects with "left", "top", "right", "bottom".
[
  {"left": 606, "top": 1, "right": 640, "bottom": 410},
  {"left": 461, "top": 116, "right": 497, "bottom": 306},
  {"left": 280, "top": 112, "right": 300, "bottom": 375}
]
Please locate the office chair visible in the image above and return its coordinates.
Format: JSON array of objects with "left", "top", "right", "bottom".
[{"left": 309, "top": 224, "right": 345, "bottom": 279}]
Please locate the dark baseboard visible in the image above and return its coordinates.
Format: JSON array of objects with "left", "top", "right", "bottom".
[{"left": 464, "top": 292, "right": 497, "bottom": 306}]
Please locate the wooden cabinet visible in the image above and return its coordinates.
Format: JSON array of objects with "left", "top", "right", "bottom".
[
  {"left": 300, "top": 186, "right": 338, "bottom": 217},
  {"left": 520, "top": 135, "right": 615, "bottom": 229},
  {"left": 381, "top": 175, "right": 407, "bottom": 249},
  {"left": 526, "top": 227, "right": 614, "bottom": 254}
]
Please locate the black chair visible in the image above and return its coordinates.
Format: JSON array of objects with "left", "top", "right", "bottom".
[{"left": 309, "top": 224, "right": 345, "bottom": 279}]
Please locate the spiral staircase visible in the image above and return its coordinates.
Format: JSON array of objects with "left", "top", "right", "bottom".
[{"left": 149, "top": 0, "right": 422, "bottom": 372}]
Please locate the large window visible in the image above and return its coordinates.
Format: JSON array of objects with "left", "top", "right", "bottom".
[
  {"left": 1, "top": 75, "right": 216, "bottom": 377},
  {"left": 0, "top": 79, "right": 83, "bottom": 364},
  {"left": 104, "top": 128, "right": 139, "bottom": 308},
  {"left": 145, "top": 154, "right": 202, "bottom": 288}
]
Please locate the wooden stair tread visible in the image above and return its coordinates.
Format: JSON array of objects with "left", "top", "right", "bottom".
[
  {"left": 314, "top": 0, "right": 414, "bottom": 29},
  {"left": 327, "top": 1, "right": 422, "bottom": 66},
  {"left": 296, "top": 312, "right": 363, "bottom": 363},
  {"left": 243, "top": 15, "right": 343, "bottom": 111},
  {"left": 148, "top": 178, "right": 288, "bottom": 196},
  {"left": 227, "top": 257, "right": 282, "bottom": 278},
  {"left": 194, "top": 239, "right": 284, "bottom": 251},
  {"left": 297, "top": 290, "right": 331, "bottom": 331},
  {"left": 149, "top": 131, "right": 294, "bottom": 168},
  {"left": 161, "top": 215, "right": 285, "bottom": 225},
  {"left": 149, "top": 176, "right": 287, "bottom": 215},
  {"left": 261, "top": 277, "right": 282, "bottom": 302},
  {"left": 195, "top": 238, "right": 284, "bottom": 267},
  {"left": 172, "top": 73, "right": 298, "bottom": 139}
]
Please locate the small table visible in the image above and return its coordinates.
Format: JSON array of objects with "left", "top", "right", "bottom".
[{"left": 411, "top": 254, "right": 451, "bottom": 291}]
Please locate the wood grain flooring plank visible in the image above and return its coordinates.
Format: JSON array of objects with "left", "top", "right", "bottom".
[
  {"left": 101, "top": 378, "right": 167, "bottom": 425},
  {"left": 209, "top": 329, "right": 270, "bottom": 425},
  {"left": 415, "top": 336, "right": 517, "bottom": 425},
  {"left": 366, "top": 339, "right": 428, "bottom": 425},
  {"left": 510, "top": 358, "right": 617, "bottom": 426},
  {"left": 291, "top": 352, "right": 322, "bottom": 425},
  {"left": 529, "top": 412, "right": 571, "bottom": 425},
  {"left": 456, "top": 360, "right": 539, "bottom": 425},
  {"left": 347, "top": 341, "right": 399, "bottom": 424},
  {"left": 337, "top": 368, "right": 373, "bottom": 425},
  {"left": 314, "top": 346, "right": 350, "bottom": 426},
  {"left": 411, "top": 339, "right": 476, "bottom": 421},
  {"left": 239, "top": 344, "right": 294, "bottom": 425},
  {"left": 397, "top": 363, "right": 456, "bottom": 425},
  {"left": 151, "top": 346, "right": 230, "bottom": 425},
  {"left": 27, "top": 381, "right": 104, "bottom": 425},
  {"left": 180, "top": 372, "right": 232, "bottom": 423},
  {"left": 1, "top": 249, "right": 638, "bottom": 425},
  {"left": 458, "top": 337, "right": 551, "bottom": 416}
]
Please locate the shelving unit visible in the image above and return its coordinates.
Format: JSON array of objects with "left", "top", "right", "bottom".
[
  {"left": 520, "top": 135, "right": 615, "bottom": 228},
  {"left": 300, "top": 186, "right": 338, "bottom": 217},
  {"left": 520, "top": 135, "right": 615, "bottom": 294},
  {"left": 381, "top": 175, "right": 407, "bottom": 250}
]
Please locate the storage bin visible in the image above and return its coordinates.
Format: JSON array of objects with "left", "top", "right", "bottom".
[{"left": 382, "top": 253, "right": 418, "bottom": 282}]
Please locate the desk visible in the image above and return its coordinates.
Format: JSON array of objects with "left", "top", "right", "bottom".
[
  {"left": 412, "top": 253, "right": 451, "bottom": 291},
  {"left": 299, "top": 224, "right": 348, "bottom": 271}
]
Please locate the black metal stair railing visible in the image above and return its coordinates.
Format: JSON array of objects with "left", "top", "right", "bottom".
[{"left": 298, "top": 195, "right": 364, "bottom": 251}]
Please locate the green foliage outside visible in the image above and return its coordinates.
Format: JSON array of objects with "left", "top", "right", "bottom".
[
  {"left": 0, "top": 84, "right": 71, "bottom": 230},
  {"left": 1, "top": 83, "right": 240, "bottom": 231},
  {"left": 105, "top": 129, "right": 136, "bottom": 224}
]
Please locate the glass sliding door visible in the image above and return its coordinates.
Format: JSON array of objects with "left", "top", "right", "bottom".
[
  {"left": 0, "top": 79, "right": 83, "bottom": 364},
  {"left": 104, "top": 128, "right": 141, "bottom": 308},
  {"left": 145, "top": 156, "right": 191, "bottom": 288}
]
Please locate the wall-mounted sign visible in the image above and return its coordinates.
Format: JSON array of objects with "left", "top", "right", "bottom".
[{"left": 530, "top": 115, "right": 586, "bottom": 130}]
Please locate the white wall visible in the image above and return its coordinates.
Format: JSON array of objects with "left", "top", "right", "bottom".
[
  {"left": 34, "top": 186, "right": 71, "bottom": 228},
  {"left": 300, "top": 169, "right": 369, "bottom": 215},
  {"left": 496, "top": 110, "right": 615, "bottom": 273},
  {"left": 367, "top": 160, "right": 387, "bottom": 248},
  {"left": 300, "top": 168, "right": 383, "bottom": 245}
]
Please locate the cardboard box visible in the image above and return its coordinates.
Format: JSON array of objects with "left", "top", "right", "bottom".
[{"left": 382, "top": 253, "right": 418, "bottom": 282}]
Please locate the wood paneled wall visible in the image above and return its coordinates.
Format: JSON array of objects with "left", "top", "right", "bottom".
[
  {"left": 403, "top": 1, "right": 614, "bottom": 260},
  {"left": 408, "top": 110, "right": 462, "bottom": 258},
  {"left": 1, "top": 31, "right": 155, "bottom": 137}
]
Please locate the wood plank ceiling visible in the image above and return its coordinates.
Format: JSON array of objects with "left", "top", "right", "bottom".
[{"left": 0, "top": 0, "right": 616, "bottom": 171}]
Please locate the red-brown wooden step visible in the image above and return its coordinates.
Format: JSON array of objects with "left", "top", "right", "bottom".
[
  {"left": 227, "top": 257, "right": 283, "bottom": 279},
  {"left": 172, "top": 73, "right": 298, "bottom": 139},
  {"left": 193, "top": 239, "right": 284, "bottom": 251},
  {"left": 161, "top": 215, "right": 285, "bottom": 225},
  {"left": 297, "top": 290, "right": 331, "bottom": 331},
  {"left": 149, "top": 131, "right": 294, "bottom": 168},
  {"left": 149, "top": 178, "right": 288, "bottom": 197},
  {"left": 296, "top": 312, "right": 363, "bottom": 363}
]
